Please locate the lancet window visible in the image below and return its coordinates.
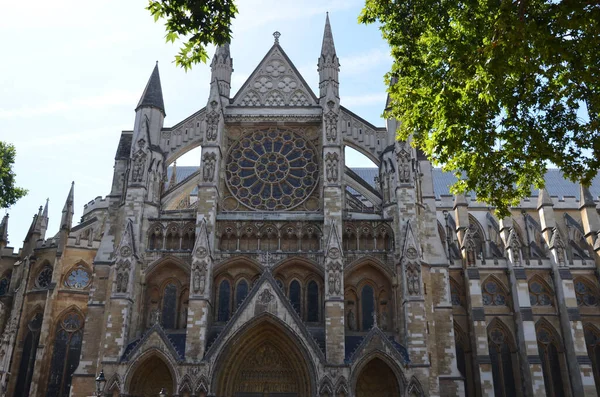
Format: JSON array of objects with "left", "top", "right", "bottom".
[
  {"left": 537, "top": 324, "right": 568, "bottom": 397},
  {"left": 488, "top": 324, "right": 517, "bottom": 397},
  {"left": 217, "top": 279, "right": 231, "bottom": 322},
  {"left": 165, "top": 224, "right": 181, "bottom": 250},
  {"left": 235, "top": 279, "right": 249, "bottom": 308},
  {"left": 289, "top": 280, "right": 302, "bottom": 314},
  {"left": 46, "top": 311, "right": 84, "bottom": 397},
  {"left": 181, "top": 223, "right": 195, "bottom": 250},
  {"left": 14, "top": 313, "right": 43, "bottom": 397},
  {"left": 148, "top": 224, "right": 164, "bottom": 250},
  {"left": 361, "top": 285, "right": 375, "bottom": 330},
  {"left": 450, "top": 278, "right": 464, "bottom": 307}
]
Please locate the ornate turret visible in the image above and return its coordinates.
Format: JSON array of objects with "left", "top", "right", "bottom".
[
  {"left": 318, "top": 13, "right": 339, "bottom": 98},
  {"left": 210, "top": 43, "right": 233, "bottom": 98},
  {"left": 136, "top": 62, "right": 165, "bottom": 117}
]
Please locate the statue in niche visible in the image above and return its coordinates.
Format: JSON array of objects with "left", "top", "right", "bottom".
[
  {"left": 116, "top": 269, "right": 129, "bottom": 293},
  {"left": 327, "top": 261, "right": 342, "bottom": 295},
  {"left": 193, "top": 262, "right": 207, "bottom": 294},
  {"left": 206, "top": 112, "right": 219, "bottom": 141},
  {"left": 132, "top": 153, "right": 146, "bottom": 183},
  {"left": 325, "top": 152, "right": 339, "bottom": 183},
  {"left": 347, "top": 308, "right": 356, "bottom": 331},
  {"left": 202, "top": 153, "right": 217, "bottom": 182}
]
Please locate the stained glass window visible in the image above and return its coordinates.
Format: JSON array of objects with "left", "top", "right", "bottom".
[
  {"left": 529, "top": 280, "right": 553, "bottom": 306},
  {"left": 537, "top": 326, "right": 566, "bottom": 397},
  {"left": 488, "top": 327, "right": 517, "bottom": 397},
  {"left": 307, "top": 280, "right": 319, "bottom": 322},
  {"left": 64, "top": 267, "right": 90, "bottom": 289},
  {"left": 482, "top": 280, "right": 508, "bottom": 306},
  {"left": 575, "top": 278, "right": 599, "bottom": 307},
  {"left": 161, "top": 283, "right": 177, "bottom": 329},
  {"left": 236, "top": 279, "right": 249, "bottom": 309},
  {"left": 36, "top": 266, "right": 53, "bottom": 289},
  {"left": 218, "top": 280, "right": 231, "bottom": 322},
  {"left": 290, "top": 280, "right": 301, "bottom": 315},
  {"left": 46, "top": 312, "right": 84, "bottom": 397},
  {"left": 15, "top": 313, "right": 42, "bottom": 397},
  {"left": 225, "top": 128, "right": 319, "bottom": 211},
  {"left": 361, "top": 285, "right": 375, "bottom": 331}
]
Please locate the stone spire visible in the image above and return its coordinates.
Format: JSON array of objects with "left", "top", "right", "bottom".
[
  {"left": 0, "top": 213, "right": 8, "bottom": 249},
  {"left": 61, "top": 182, "right": 74, "bottom": 231},
  {"left": 210, "top": 43, "right": 233, "bottom": 98},
  {"left": 318, "top": 13, "right": 340, "bottom": 98},
  {"left": 40, "top": 198, "right": 49, "bottom": 239},
  {"left": 136, "top": 62, "right": 165, "bottom": 116},
  {"left": 579, "top": 184, "right": 595, "bottom": 209}
]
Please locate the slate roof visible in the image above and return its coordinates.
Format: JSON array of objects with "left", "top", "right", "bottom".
[
  {"left": 115, "top": 133, "right": 132, "bottom": 160},
  {"left": 136, "top": 63, "right": 165, "bottom": 115}
]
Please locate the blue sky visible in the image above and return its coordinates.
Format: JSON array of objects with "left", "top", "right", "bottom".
[{"left": 0, "top": 0, "right": 392, "bottom": 249}]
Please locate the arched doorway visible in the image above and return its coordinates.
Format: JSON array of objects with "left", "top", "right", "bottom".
[
  {"left": 355, "top": 358, "right": 401, "bottom": 397},
  {"left": 214, "top": 317, "right": 314, "bottom": 397},
  {"left": 128, "top": 355, "right": 174, "bottom": 397}
]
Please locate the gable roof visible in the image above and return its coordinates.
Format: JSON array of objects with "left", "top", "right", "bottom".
[{"left": 232, "top": 43, "right": 318, "bottom": 107}]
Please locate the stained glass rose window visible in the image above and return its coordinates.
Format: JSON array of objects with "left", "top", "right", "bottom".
[{"left": 65, "top": 267, "right": 91, "bottom": 289}]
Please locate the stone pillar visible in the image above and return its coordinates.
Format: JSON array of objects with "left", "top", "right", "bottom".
[
  {"left": 538, "top": 189, "right": 593, "bottom": 395},
  {"left": 499, "top": 218, "right": 538, "bottom": 397}
]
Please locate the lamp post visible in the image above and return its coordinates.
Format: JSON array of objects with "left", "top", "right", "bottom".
[
  {"left": 442, "top": 210, "right": 453, "bottom": 264},
  {"left": 95, "top": 370, "right": 106, "bottom": 397},
  {"left": 159, "top": 388, "right": 167, "bottom": 396}
]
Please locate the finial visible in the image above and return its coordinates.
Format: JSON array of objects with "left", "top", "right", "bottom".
[
  {"left": 273, "top": 31, "right": 281, "bottom": 44},
  {"left": 156, "top": 60, "right": 158, "bottom": 65}
]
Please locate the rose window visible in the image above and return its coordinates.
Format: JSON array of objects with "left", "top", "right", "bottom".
[
  {"left": 226, "top": 128, "right": 319, "bottom": 210},
  {"left": 65, "top": 267, "right": 91, "bottom": 289}
]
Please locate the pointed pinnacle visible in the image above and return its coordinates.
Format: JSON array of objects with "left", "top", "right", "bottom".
[
  {"left": 537, "top": 188, "right": 553, "bottom": 209},
  {"left": 63, "top": 182, "right": 75, "bottom": 214},
  {"left": 453, "top": 194, "right": 467, "bottom": 208},
  {"left": 580, "top": 184, "right": 595, "bottom": 208},
  {"left": 320, "top": 13, "right": 336, "bottom": 57},
  {"left": 136, "top": 63, "right": 165, "bottom": 116},
  {"left": 42, "top": 198, "right": 49, "bottom": 218}
]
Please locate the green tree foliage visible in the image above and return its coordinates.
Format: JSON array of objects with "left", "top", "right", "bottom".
[
  {"left": 0, "top": 142, "right": 27, "bottom": 208},
  {"left": 147, "top": 0, "right": 238, "bottom": 70},
  {"left": 361, "top": 0, "right": 599, "bottom": 216}
]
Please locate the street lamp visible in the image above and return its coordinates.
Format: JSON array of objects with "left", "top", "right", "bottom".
[
  {"left": 159, "top": 388, "right": 167, "bottom": 396},
  {"left": 95, "top": 370, "right": 106, "bottom": 396}
]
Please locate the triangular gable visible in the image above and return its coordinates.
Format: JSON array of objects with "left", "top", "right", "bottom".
[
  {"left": 204, "top": 270, "right": 325, "bottom": 362},
  {"left": 347, "top": 326, "right": 409, "bottom": 365},
  {"left": 121, "top": 323, "right": 183, "bottom": 363},
  {"left": 232, "top": 44, "right": 318, "bottom": 107}
]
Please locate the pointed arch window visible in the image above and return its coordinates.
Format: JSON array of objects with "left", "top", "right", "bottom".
[
  {"left": 450, "top": 279, "right": 464, "bottom": 307},
  {"left": 64, "top": 265, "right": 90, "bottom": 289},
  {"left": 307, "top": 280, "right": 319, "bottom": 322},
  {"left": 488, "top": 325, "right": 517, "bottom": 397},
  {"left": 585, "top": 325, "right": 600, "bottom": 395},
  {"left": 181, "top": 225, "right": 195, "bottom": 250},
  {"left": 148, "top": 225, "right": 163, "bottom": 250},
  {"left": 35, "top": 265, "right": 53, "bottom": 289},
  {"left": 482, "top": 279, "right": 508, "bottom": 306},
  {"left": 161, "top": 283, "right": 178, "bottom": 329},
  {"left": 529, "top": 279, "right": 553, "bottom": 306},
  {"left": 15, "top": 313, "right": 43, "bottom": 397},
  {"left": 537, "top": 325, "right": 568, "bottom": 397},
  {"left": 235, "top": 279, "right": 249, "bottom": 309},
  {"left": 575, "top": 278, "right": 600, "bottom": 307},
  {"left": 361, "top": 285, "right": 375, "bottom": 331},
  {"left": 217, "top": 280, "right": 231, "bottom": 322},
  {"left": 289, "top": 280, "right": 301, "bottom": 315},
  {"left": 165, "top": 225, "right": 180, "bottom": 250},
  {"left": 46, "top": 311, "right": 84, "bottom": 397}
]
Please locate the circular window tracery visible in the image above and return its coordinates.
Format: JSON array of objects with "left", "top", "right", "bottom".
[
  {"left": 226, "top": 128, "right": 319, "bottom": 211},
  {"left": 65, "top": 267, "right": 91, "bottom": 289},
  {"left": 36, "top": 266, "right": 53, "bottom": 289}
]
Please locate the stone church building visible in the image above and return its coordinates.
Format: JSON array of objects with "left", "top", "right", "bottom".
[{"left": 1, "top": 15, "right": 600, "bottom": 397}]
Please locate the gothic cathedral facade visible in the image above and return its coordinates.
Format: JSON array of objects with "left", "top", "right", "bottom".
[{"left": 1, "top": 16, "right": 600, "bottom": 397}]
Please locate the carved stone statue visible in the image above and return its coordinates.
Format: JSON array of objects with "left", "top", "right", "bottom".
[
  {"left": 397, "top": 150, "right": 411, "bottom": 184},
  {"left": 406, "top": 261, "right": 421, "bottom": 295},
  {"left": 206, "top": 110, "right": 220, "bottom": 141},
  {"left": 193, "top": 262, "right": 207, "bottom": 294},
  {"left": 132, "top": 153, "right": 146, "bottom": 183},
  {"left": 325, "top": 152, "right": 339, "bottom": 183},
  {"left": 347, "top": 308, "right": 356, "bottom": 331},
  {"left": 203, "top": 153, "right": 217, "bottom": 182},
  {"left": 324, "top": 101, "right": 338, "bottom": 141}
]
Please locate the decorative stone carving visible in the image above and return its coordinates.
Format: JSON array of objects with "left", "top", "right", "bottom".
[
  {"left": 327, "top": 261, "right": 342, "bottom": 296},
  {"left": 255, "top": 288, "right": 277, "bottom": 315},
  {"left": 202, "top": 153, "right": 217, "bottom": 182},
  {"left": 206, "top": 101, "right": 220, "bottom": 141},
  {"left": 115, "top": 260, "right": 130, "bottom": 293},
  {"left": 550, "top": 227, "right": 566, "bottom": 267},
  {"left": 325, "top": 152, "right": 339, "bottom": 183},
  {"left": 324, "top": 101, "right": 338, "bottom": 141},
  {"left": 397, "top": 144, "right": 412, "bottom": 184},
  {"left": 132, "top": 141, "right": 147, "bottom": 183},
  {"left": 406, "top": 261, "right": 421, "bottom": 296},
  {"left": 507, "top": 229, "right": 522, "bottom": 266},
  {"left": 149, "top": 309, "right": 160, "bottom": 326},
  {"left": 258, "top": 288, "right": 274, "bottom": 304}
]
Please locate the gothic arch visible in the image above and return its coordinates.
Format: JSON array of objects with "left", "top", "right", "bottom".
[
  {"left": 210, "top": 313, "right": 318, "bottom": 397},
  {"left": 467, "top": 214, "right": 485, "bottom": 256},
  {"left": 319, "top": 377, "right": 334, "bottom": 396},
  {"left": 535, "top": 318, "right": 571, "bottom": 397},
  {"left": 178, "top": 374, "right": 193, "bottom": 395},
  {"left": 272, "top": 256, "right": 324, "bottom": 278},
  {"left": 406, "top": 376, "right": 425, "bottom": 396},
  {"left": 574, "top": 276, "right": 600, "bottom": 307},
  {"left": 528, "top": 274, "right": 554, "bottom": 307},
  {"left": 213, "top": 256, "right": 263, "bottom": 278},
  {"left": 480, "top": 275, "right": 510, "bottom": 307},
  {"left": 145, "top": 255, "right": 191, "bottom": 277},
  {"left": 125, "top": 349, "right": 179, "bottom": 396},
  {"left": 352, "top": 351, "right": 406, "bottom": 397},
  {"left": 105, "top": 374, "right": 122, "bottom": 397},
  {"left": 345, "top": 256, "right": 394, "bottom": 280},
  {"left": 61, "top": 260, "right": 92, "bottom": 289}
]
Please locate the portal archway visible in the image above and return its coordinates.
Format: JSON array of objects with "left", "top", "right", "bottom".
[
  {"left": 214, "top": 316, "right": 315, "bottom": 397},
  {"left": 128, "top": 355, "right": 174, "bottom": 397},
  {"left": 355, "top": 357, "right": 402, "bottom": 397}
]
